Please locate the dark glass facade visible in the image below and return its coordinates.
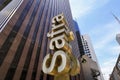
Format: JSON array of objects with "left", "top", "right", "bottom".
[
  {"left": 73, "top": 20, "right": 84, "bottom": 57},
  {"left": 0, "top": 0, "right": 81, "bottom": 80}
]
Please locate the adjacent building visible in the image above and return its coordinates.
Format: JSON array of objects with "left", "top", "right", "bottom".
[
  {"left": 81, "top": 34, "right": 98, "bottom": 62},
  {"left": 110, "top": 54, "right": 120, "bottom": 80},
  {"left": 74, "top": 20, "right": 104, "bottom": 80},
  {"left": 110, "top": 34, "right": 120, "bottom": 80},
  {"left": 0, "top": 0, "right": 80, "bottom": 80},
  {"left": 81, "top": 35, "right": 104, "bottom": 80}
]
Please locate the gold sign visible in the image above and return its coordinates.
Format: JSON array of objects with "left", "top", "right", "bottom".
[{"left": 42, "top": 14, "right": 80, "bottom": 80}]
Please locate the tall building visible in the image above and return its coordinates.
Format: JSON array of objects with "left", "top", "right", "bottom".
[
  {"left": 0, "top": 0, "right": 80, "bottom": 80},
  {"left": 81, "top": 35, "right": 98, "bottom": 62},
  {"left": 81, "top": 34, "right": 104, "bottom": 80},
  {"left": 110, "top": 34, "right": 120, "bottom": 80},
  {"left": 73, "top": 20, "right": 85, "bottom": 80},
  {"left": 73, "top": 20, "right": 84, "bottom": 57},
  {"left": 74, "top": 20, "right": 104, "bottom": 80},
  {"left": 74, "top": 20, "right": 99, "bottom": 62}
]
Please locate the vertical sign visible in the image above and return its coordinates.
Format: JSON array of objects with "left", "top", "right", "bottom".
[{"left": 42, "top": 14, "right": 80, "bottom": 80}]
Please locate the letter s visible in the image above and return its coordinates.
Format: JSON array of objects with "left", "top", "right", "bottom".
[{"left": 42, "top": 50, "right": 70, "bottom": 75}]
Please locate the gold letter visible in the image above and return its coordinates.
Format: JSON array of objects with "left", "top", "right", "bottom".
[
  {"left": 69, "top": 55, "right": 80, "bottom": 76},
  {"left": 49, "top": 34, "right": 69, "bottom": 50},
  {"left": 42, "top": 50, "right": 70, "bottom": 75},
  {"left": 52, "top": 23, "right": 68, "bottom": 31},
  {"left": 47, "top": 28, "right": 67, "bottom": 38}
]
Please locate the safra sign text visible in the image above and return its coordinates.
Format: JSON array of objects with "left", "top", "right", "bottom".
[{"left": 42, "top": 14, "right": 80, "bottom": 77}]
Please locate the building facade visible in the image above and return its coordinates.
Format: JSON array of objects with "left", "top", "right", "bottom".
[
  {"left": 80, "top": 34, "right": 98, "bottom": 62},
  {"left": 110, "top": 34, "right": 120, "bottom": 80},
  {"left": 74, "top": 21, "right": 104, "bottom": 80},
  {"left": 0, "top": 0, "right": 80, "bottom": 80},
  {"left": 73, "top": 20, "right": 84, "bottom": 57},
  {"left": 110, "top": 54, "right": 120, "bottom": 80},
  {"left": 81, "top": 35, "right": 104, "bottom": 80},
  {"left": 116, "top": 34, "right": 120, "bottom": 45}
]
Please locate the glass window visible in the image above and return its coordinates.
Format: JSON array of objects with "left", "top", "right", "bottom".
[
  {"left": 0, "top": 0, "right": 12, "bottom": 11},
  {"left": 0, "top": 0, "right": 23, "bottom": 32}
]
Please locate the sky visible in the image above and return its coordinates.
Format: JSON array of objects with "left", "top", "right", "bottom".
[{"left": 69, "top": 0, "right": 120, "bottom": 80}]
